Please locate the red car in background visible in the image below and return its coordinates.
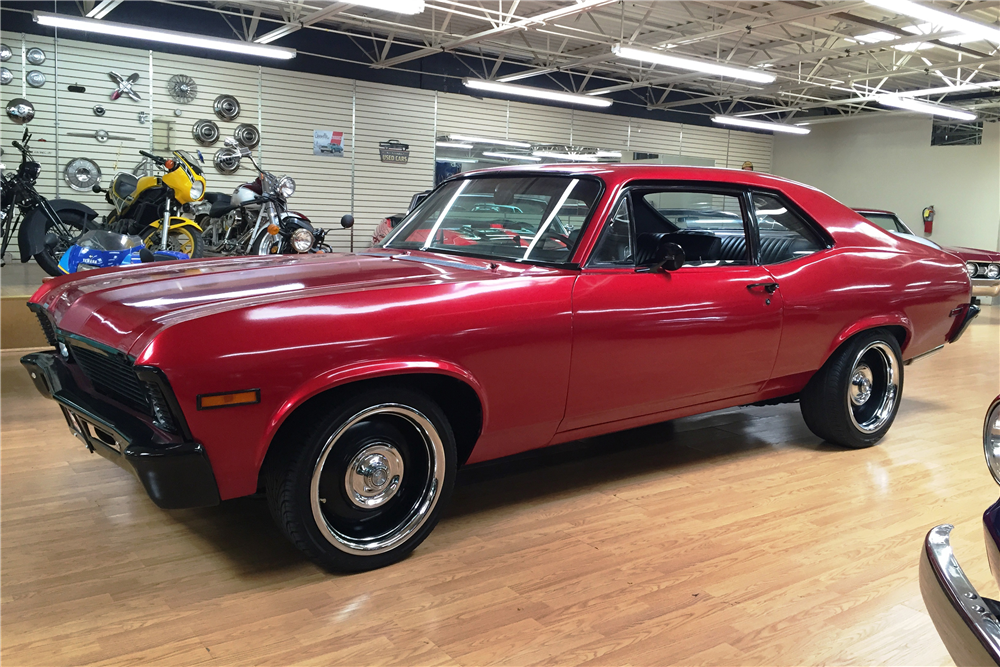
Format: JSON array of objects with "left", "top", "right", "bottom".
[
  {"left": 22, "top": 165, "right": 977, "bottom": 571},
  {"left": 855, "top": 208, "right": 1000, "bottom": 298}
]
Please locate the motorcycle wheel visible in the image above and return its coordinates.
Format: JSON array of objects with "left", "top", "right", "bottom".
[
  {"left": 140, "top": 226, "right": 205, "bottom": 258},
  {"left": 250, "top": 228, "right": 287, "bottom": 255},
  {"left": 35, "top": 209, "right": 89, "bottom": 277}
]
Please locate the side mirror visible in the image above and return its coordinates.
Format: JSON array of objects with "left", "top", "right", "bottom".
[
  {"left": 340, "top": 214, "right": 354, "bottom": 229},
  {"left": 654, "top": 241, "right": 685, "bottom": 272},
  {"left": 91, "top": 184, "right": 103, "bottom": 194}
]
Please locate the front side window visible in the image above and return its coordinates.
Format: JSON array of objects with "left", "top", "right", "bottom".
[
  {"left": 383, "top": 176, "right": 602, "bottom": 264},
  {"left": 751, "top": 192, "right": 825, "bottom": 264},
  {"left": 631, "top": 189, "right": 751, "bottom": 267}
]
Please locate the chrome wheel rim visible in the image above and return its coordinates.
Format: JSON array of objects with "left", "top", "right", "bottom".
[
  {"left": 310, "top": 404, "right": 444, "bottom": 555},
  {"left": 847, "top": 341, "right": 899, "bottom": 433}
]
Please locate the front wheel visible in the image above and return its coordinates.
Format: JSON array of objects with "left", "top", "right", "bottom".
[
  {"left": 265, "top": 388, "right": 457, "bottom": 571},
  {"left": 800, "top": 328, "right": 903, "bottom": 449},
  {"left": 250, "top": 228, "right": 285, "bottom": 255},
  {"left": 140, "top": 225, "right": 204, "bottom": 258},
  {"left": 34, "top": 209, "right": 88, "bottom": 276}
]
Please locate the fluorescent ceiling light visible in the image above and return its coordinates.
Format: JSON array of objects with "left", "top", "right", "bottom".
[
  {"left": 436, "top": 158, "right": 479, "bottom": 163},
  {"left": 448, "top": 134, "right": 531, "bottom": 149},
  {"left": 482, "top": 152, "right": 541, "bottom": 161},
  {"left": 595, "top": 150, "right": 622, "bottom": 157},
  {"left": 34, "top": 11, "right": 296, "bottom": 59},
  {"left": 876, "top": 95, "right": 977, "bottom": 120},
  {"left": 894, "top": 81, "right": 1000, "bottom": 97},
  {"left": 350, "top": 0, "right": 425, "bottom": 15},
  {"left": 436, "top": 141, "right": 474, "bottom": 149},
  {"left": 464, "top": 79, "right": 613, "bottom": 108},
  {"left": 532, "top": 151, "right": 599, "bottom": 162},
  {"left": 612, "top": 44, "right": 775, "bottom": 84},
  {"left": 866, "top": 0, "right": 1000, "bottom": 44},
  {"left": 712, "top": 116, "right": 810, "bottom": 134},
  {"left": 855, "top": 30, "right": 898, "bottom": 43}
]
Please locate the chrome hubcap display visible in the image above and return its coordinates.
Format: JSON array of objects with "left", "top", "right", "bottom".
[
  {"left": 850, "top": 365, "right": 873, "bottom": 406},
  {"left": 847, "top": 342, "right": 899, "bottom": 433},
  {"left": 345, "top": 444, "right": 404, "bottom": 509}
]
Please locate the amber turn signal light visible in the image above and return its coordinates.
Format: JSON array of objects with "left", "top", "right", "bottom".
[
  {"left": 197, "top": 389, "right": 260, "bottom": 410},
  {"left": 267, "top": 224, "right": 280, "bottom": 235}
]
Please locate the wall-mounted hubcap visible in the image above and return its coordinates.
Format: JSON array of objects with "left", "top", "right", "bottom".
[
  {"left": 850, "top": 365, "right": 874, "bottom": 406},
  {"left": 345, "top": 444, "right": 404, "bottom": 509}
]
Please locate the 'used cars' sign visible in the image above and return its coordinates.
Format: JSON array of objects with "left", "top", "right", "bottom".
[{"left": 379, "top": 140, "right": 410, "bottom": 164}]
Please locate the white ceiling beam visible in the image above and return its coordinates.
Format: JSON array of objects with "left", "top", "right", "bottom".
[
  {"left": 373, "top": 0, "right": 618, "bottom": 69},
  {"left": 255, "top": 2, "right": 353, "bottom": 44},
  {"left": 86, "top": 0, "right": 124, "bottom": 19}
]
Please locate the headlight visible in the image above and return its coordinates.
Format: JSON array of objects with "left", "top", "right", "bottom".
[
  {"left": 189, "top": 180, "right": 204, "bottom": 200},
  {"left": 966, "top": 262, "right": 978, "bottom": 278},
  {"left": 278, "top": 176, "right": 295, "bottom": 198},
  {"left": 985, "top": 399, "right": 1000, "bottom": 485},
  {"left": 290, "top": 227, "right": 313, "bottom": 253},
  {"left": 988, "top": 264, "right": 1000, "bottom": 280}
]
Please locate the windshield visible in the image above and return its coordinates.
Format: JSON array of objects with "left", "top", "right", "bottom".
[
  {"left": 859, "top": 212, "right": 907, "bottom": 234},
  {"left": 175, "top": 150, "right": 204, "bottom": 176},
  {"left": 382, "top": 176, "right": 602, "bottom": 264}
]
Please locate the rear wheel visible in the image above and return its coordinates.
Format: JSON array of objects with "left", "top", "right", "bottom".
[
  {"left": 800, "top": 328, "right": 903, "bottom": 449},
  {"left": 140, "top": 225, "right": 204, "bottom": 258},
  {"left": 265, "top": 388, "right": 457, "bottom": 571},
  {"left": 34, "top": 209, "right": 88, "bottom": 276}
]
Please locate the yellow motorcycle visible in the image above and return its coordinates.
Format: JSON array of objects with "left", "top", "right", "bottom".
[{"left": 94, "top": 149, "right": 206, "bottom": 257}]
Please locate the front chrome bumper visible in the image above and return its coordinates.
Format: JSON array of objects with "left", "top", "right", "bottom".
[
  {"left": 972, "top": 280, "right": 1000, "bottom": 298},
  {"left": 920, "top": 524, "right": 1000, "bottom": 666}
]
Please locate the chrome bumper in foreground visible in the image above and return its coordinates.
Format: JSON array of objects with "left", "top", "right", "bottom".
[{"left": 920, "top": 525, "right": 1000, "bottom": 666}]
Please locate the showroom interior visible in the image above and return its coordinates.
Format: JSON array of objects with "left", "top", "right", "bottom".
[{"left": 1, "top": 0, "right": 999, "bottom": 664}]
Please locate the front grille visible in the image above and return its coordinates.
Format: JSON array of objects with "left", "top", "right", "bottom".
[
  {"left": 35, "top": 311, "right": 58, "bottom": 347},
  {"left": 72, "top": 345, "right": 151, "bottom": 414}
]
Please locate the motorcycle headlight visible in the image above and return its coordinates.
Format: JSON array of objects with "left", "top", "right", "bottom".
[
  {"left": 988, "top": 264, "right": 1000, "bottom": 280},
  {"left": 966, "top": 262, "right": 978, "bottom": 278},
  {"left": 189, "top": 180, "right": 204, "bottom": 200},
  {"left": 985, "top": 399, "right": 1000, "bottom": 485},
  {"left": 278, "top": 176, "right": 295, "bottom": 198},
  {"left": 290, "top": 227, "right": 313, "bottom": 253}
]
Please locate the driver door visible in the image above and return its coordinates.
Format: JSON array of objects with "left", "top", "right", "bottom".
[{"left": 560, "top": 186, "right": 783, "bottom": 433}]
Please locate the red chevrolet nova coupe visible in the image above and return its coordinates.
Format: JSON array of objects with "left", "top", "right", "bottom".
[{"left": 22, "top": 165, "right": 977, "bottom": 571}]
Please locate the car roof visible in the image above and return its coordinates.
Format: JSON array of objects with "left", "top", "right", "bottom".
[{"left": 458, "top": 162, "right": 814, "bottom": 189}]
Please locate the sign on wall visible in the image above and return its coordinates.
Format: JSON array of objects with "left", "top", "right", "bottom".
[
  {"left": 313, "top": 130, "right": 344, "bottom": 157},
  {"left": 379, "top": 139, "right": 409, "bottom": 164}
]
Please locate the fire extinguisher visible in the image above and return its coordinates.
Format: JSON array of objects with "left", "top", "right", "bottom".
[{"left": 922, "top": 206, "right": 935, "bottom": 235}]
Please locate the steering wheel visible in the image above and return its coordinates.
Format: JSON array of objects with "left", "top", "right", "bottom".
[{"left": 536, "top": 231, "right": 573, "bottom": 250}]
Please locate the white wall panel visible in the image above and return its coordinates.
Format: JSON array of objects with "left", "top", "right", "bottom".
[
  {"left": 352, "top": 81, "right": 435, "bottom": 251},
  {"left": 629, "top": 117, "right": 683, "bottom": 156},
  {"left": 725, "top": 130, "right": 773, "bottom": 173},
  {"left": 507, "top": 100, "right": 571, "bottom": 145},
  {"left": 436, "top": 92, "right": 509, "bottom": 138},
  {"left": 571, "top": 109, "right": 630, "bottom": 152},
  {"left": 260, "top": 67, "right": 355, "bottom": 252}
]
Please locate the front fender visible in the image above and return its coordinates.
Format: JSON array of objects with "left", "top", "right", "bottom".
[
  {"left": 825, "top": 314, "right": 912, "bottom": 363},
  {"left": 18, "top": 199, "right": 98, "bottom": 261},
  {"left": 254, "top": 359, "right": 489, "bottom": 474},
  {"left": 143, "top": 216, "right": 203, "bottom": 232}
]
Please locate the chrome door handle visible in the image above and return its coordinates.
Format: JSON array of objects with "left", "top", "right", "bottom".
[{"left": 747, "top": 282, "right": 779, "bottom": 294}]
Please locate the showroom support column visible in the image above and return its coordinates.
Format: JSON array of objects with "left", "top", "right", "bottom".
[
  {"left": 350, "top": 80, "right": 356, "bottom": 252},
  {"left": 147, "top": 51, "right": 154, "bottom": 151},
  {"left": 53, "top": 29, "right": 59, "bottom": 197}
]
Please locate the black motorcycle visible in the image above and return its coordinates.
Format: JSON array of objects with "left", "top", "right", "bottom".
[{"left": 1, "top": 128, "right": 98, "bottom": 276}]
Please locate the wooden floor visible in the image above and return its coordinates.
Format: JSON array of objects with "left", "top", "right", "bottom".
[{"left": 3, "top": 309, "right": 999, "bottom": 667}]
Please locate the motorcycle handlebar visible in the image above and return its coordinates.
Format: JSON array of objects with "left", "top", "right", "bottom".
[{"left": 139, "top": 150, "right": 165, "bottom": 164}]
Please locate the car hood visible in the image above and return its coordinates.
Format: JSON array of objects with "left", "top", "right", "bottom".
[
  {"left": 31, "top": 251, "right": 520, "bottom": 357},
  {"left": 941, "top": 245, "right": 1000, "bottom": 264}
]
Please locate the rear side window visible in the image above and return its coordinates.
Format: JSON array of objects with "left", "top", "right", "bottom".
[{"left": 751, "top": 192, "right": 825, "bottom": 264}]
